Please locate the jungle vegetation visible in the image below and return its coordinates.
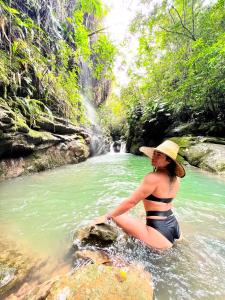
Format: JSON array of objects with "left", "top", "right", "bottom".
[
  {"left": 0, "top": 0, "right": 116, "bottom": 127},
  {"left": 99, "top": 0, "right": 225, "bottom": 140}
]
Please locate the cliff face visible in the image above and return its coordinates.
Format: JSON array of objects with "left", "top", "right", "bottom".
[{"left": 0, "top": 0, "right": 115, "bottom": 181}]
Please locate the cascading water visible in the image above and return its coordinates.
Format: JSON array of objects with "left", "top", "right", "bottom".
[
  {"left": 110, "top": 140, "right": 127, "bottom": 153},
  {"left": 79, "top": 60, "right": 110, "bottom": 156},
  {"left": 120, "top": 141, "right": 126, "bottom": 153}
]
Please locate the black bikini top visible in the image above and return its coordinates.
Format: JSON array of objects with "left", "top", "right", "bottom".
[{"left": 145, "top": 194, "right": 173, "bottom": 204}]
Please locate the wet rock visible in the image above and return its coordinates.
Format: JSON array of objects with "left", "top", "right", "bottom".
[
  {"left": 0, "top": 158, "right": 25, "bottom": 179},
  {"left": 0, "top": 265, "right": 16, "bottom": 291},
  {"left": 73, "top": 224, "right": 119, "bottom": 246},
  {"left": 25, "top": 263, "right": 153, "bottom": 300},
  {"left": 74, "top": 250, "right": 129, "bottom": 268},
  {"left": 0, "top": 107, "right": 15, "bottom": 126},
  {"left": 75, "top": 250, "right": 110, "bottom": 265}
]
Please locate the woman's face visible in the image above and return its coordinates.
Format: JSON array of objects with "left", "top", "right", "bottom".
[{"left": 152, "top": 151, "right": 170, "bottom": 168}]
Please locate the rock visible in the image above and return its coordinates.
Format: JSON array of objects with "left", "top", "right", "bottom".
[
  {"left": 0, "top": 264, "right": 16, "bottom": 291},
  {"left": 0, "top": 236, "right": 41, "bottom": 298},
  {"left": 75, "top": 250, "right": 110, "bottom": 265},
  {"left": 170, "top": 136, "right": 225, "bottom": 175},
  {"left": 0, "top": 135, "right": 90, "bottom": 181},
  {"left": 73, "top": 224, "right": 119, "bottom": 246},
  {"left": 25, "top": 263, "right": 153, "bottom": 300},
  {"left": 184, "top": 142, "right": 225, "bottom": 175},
  {"left": 74, "top": 250, "right": 129, "bottom": 268},
  {"left": 0, "top": 105, "right": 109, "bottom": 182},
  {"left": 0, "top": 107, "right": 15, "bottom": 126},
  {"left": 0, "top": 158, "right": 25, "bottom": 179},
  {"left": 35, "top": 118, "right": 79, "bottom": 135}
]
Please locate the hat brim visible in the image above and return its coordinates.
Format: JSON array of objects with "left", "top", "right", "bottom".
[{"left": 139, "top": 146, "right": 185, "bottom": 178}]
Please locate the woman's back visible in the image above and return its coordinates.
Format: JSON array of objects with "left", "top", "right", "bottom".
[{"left": 143, "top": 171, "right": 179, "bottom": 212}]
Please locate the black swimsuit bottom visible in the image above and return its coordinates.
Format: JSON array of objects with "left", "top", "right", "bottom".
[
  {"left": 146, "top": 210, "right": 180, "bottom": 244},
  {"left": 146, "top": 217, "right": 180, "bottom": 244}
]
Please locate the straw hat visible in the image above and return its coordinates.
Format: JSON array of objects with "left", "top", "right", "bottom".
[{"left": 139, "top": 140, "right": 185, "bottom": 178}]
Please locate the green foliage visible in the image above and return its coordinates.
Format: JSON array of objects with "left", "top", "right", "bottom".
[
  {"left": 72, "top": 10, "right": 91, "bottom": 61},
  {"left": 11, "top": 97, "right": 53, "bottom": 126},
  {"left": 91, "top": 34, "right": 117, "bottom": 79},
  {"left": 98, "top": 91, "right": 128, "bottom": 137},
  {"left": 0, "top": 51, "right": 10, "bottom": 85},
  {"left": 79, "top": 0, "right": 106, "bottom": 17},
  {"left": 120, "top": 0, "right": 225, "bottom": 128},
  {"left": 0, "top": 0, "right": 114, "bottom": 128}
]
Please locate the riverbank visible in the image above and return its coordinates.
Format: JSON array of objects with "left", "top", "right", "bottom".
[
  {"left": 1, "top": 131, "right": 225, "bottom": 181},
  {"left": 0, "top": 102, "right": 112, "bottom": 181}
]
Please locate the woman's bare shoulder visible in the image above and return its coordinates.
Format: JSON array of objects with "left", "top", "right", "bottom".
[{"left": 143, "top": 172, "right": 160, "bottom": 183}]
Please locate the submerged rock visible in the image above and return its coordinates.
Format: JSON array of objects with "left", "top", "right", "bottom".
[
  {"left": 75, "top": 250, "right": 110, "bottom": 265},
  {"left": 0, "top": 236, "right": 42, "bottom": 298}
]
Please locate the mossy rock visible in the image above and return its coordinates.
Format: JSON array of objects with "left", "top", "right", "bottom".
[
  {"left": 169, "top": 136, "right": 196, "bottom": 148},
  {"left": 25, "top": 263, "right": 153, "bottom": 300}
]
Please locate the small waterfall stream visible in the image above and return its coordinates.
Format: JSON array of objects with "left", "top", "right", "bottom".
[{"left": 110, "top": 141, "right": 127, "bottom": 153}]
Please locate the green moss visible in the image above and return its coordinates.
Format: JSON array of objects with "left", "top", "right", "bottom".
[
  {"left": 15, "top": 115, "right": 28, "bottom": 127},
  {"left": 170, "top": 136, "right": 195, "bottom": 148},
  {"left": 28, "top": 128, "right": 54, "bottom": 140},
  {"left": 0, "top": 51, "right": 10, "bottom": 85}
]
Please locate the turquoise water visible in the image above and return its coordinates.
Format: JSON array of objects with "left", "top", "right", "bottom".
[{"left": 1, "top": 153, "right": 225, "bottom": 299}]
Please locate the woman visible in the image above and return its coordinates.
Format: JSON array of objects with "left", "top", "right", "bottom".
[{"left": 94, "top": 140, "right": 185, "bottom": 250}]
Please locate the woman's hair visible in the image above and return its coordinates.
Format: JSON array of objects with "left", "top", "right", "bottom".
[
  {"left": 166, "top": 157, "right": 176, "bottom": 181},
  {"left": 152, "top": 152, "right": 177, "bottom": 181}
]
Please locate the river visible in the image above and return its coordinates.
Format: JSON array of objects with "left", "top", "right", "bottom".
[{"left": 1, "top": 153, "right": 225, "bottom": 299}]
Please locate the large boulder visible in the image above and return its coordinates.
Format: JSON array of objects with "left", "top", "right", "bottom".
[
  {"left": 184, "top": 142, "right": 225, "bottom": 175},
  {"left": 0, "top": 104, "right": 92, "bottom": 181},
  {"left": 170, "top": 136, "right": 225, "bottom": 175},
  {"left": 22, "top": 263, "right": 153, "bottom": 300},
  {"left": 0, "top": 137, "right": 90, "bottom": 181}
]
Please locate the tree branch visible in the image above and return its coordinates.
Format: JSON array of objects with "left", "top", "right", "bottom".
[
  {"left": 171, "top": 5, "right": 196, "bottom": 40},
  {"left": 169, "top": 9, "right": 176, "bottom": 24},
  {"left": 183, "top": 0, "right": 186, "bottom": 25},
  {"left": 159, "top": 25, "right": 193, "bottom": 40},
  {"left": 88, "top": 27, "right": 108, "bottom": 37},
  {"left": 191, "top": 0, "right": 195, "bottom": 38}
]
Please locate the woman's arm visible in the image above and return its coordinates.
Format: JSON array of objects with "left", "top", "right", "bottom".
[{"left": 93, "top": 174, "right": 157, "bottom": 224}]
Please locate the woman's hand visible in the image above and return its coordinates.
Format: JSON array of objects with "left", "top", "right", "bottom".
[{"left": 91, "top": 214, "right": 110, "bottom": 225}]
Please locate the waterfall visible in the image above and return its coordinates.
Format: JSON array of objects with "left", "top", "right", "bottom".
[
  {"left": 79, "top": 60, "right": 109, "bottom": 156},
  {"left": 120, "top": 141, "right": 126, "bottom": 153},
  {"left": 82, "top": 95, "right": 97, "bottom": 124},
  {"left": 110, "top": 140, "right": 126, "bottom": 154}
]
